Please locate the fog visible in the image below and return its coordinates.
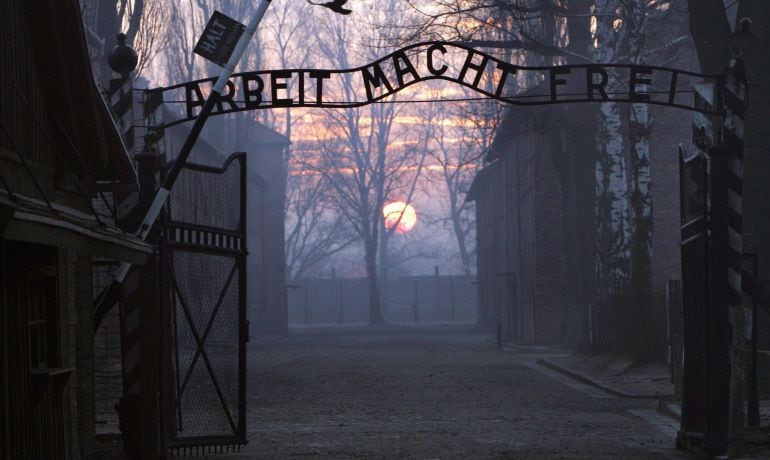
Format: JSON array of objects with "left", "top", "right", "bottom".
[{"left": 5, "top": 0, "right": 767, "bottom": 458}]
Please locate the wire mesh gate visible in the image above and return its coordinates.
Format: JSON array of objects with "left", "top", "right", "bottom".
[
  {"left": 678, "top": 145, "right": 709, "bottom": 449},
  {"left": 161, "top": 153, "right": 248, "bottom": 453}
]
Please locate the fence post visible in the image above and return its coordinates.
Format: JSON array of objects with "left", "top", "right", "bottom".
[
  {"left": 337, "top": 281, "right": 344, "bottom": 324},
  {"left": 434, "top": 266, "right": 440, "bottom": 321},
  {"left": 743, "top": 252, "right": 760, "bottom": 427},
  {"left": 667, "top": 280, "right": 683, "bottom": 400},
  {"left": 303, "top": 280, "right": 309, "bottom": 324},
  {"left": 450, "top": 277, "right": 456, "bottom": 322}
]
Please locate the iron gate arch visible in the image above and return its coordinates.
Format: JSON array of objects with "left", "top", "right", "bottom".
[{"left": 161, "top": 152, "right": 248, "bottom": 451}]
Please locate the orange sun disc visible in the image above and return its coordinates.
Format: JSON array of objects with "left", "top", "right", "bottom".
[{"left": 383, "top": 201, "right": 417, "bottom": 234}]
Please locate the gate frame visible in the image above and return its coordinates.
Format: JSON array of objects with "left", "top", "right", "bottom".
[{"left": 160, "top": 153, "right": 248, "bottom": 452}]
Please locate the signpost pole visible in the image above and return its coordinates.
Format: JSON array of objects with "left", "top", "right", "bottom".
[{"left": 94, "top": 0, "right": 273, "bottom": 327}]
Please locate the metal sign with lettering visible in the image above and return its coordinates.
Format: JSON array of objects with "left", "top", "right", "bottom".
[
  {"left": 153, "top": 41, "right": 721, "bottom": 128},
  {"left": 194, "top": 11, "right": 246, "bottom": 67}
]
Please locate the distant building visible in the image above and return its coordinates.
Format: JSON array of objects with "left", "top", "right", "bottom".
[
  {"left": 468, "top": 90, "right": 686, "bottom": 354},
  {"left": 467, "top": 104, "right": 567, "bottom": 346},
  {"left": 0, "top": 1, "right": 151, "bottom": 458}
]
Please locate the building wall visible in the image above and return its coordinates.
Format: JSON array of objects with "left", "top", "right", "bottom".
[
  {"left": 533, "top": 133, "right": 568, "bottom": 345},
  {"left": 0, "top": 241, "right": 99, "bottom": 460},
  {"left": 0, "top": 0, "right": 59, "bottom": 205},
  {"left": 502, "top": 122, "right": 567, "bottom": 346},
  {"left": 1, "top": 4, "right": 98, "bottom": 459},
  {"left": 649, "top": 105, "right": 688, "bottom": 356},
  {"left": 473, "top": 95, "right": 690, "bottom": 354},
  {"left": 1, "top": 2, "right": 150, "bottom": 458},
  {"left": 247, "top": 146, "right": 289, "bottom": 334},
  {"left": 471, "top": 164, "right": 502, "bottom": 334}
]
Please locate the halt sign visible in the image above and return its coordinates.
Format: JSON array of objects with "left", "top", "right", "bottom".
[{"left": 194, "top": 11, "right": 246, "bottom": 67}]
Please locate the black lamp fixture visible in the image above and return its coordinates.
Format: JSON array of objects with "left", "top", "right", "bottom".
[
  {"left": 107, "top": 33, "right": 138, "bottom": 80},
  {"left": 693, "top": 125, "right": 712, "bottom": 152},
  {"left": 728, "top": 18, "right": 759, "bottom": 61}
]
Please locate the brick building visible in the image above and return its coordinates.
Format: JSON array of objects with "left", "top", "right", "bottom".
[
  {"left": 468, "top": 103, "right": 569, "bottom": 346},
  {"left": 469, "top": 91, "right": 689, "bottom": 355},
  {"left": 0, "top": 0, "right": 152, "bottom": 458}
]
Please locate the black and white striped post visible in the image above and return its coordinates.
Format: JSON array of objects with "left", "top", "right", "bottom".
[
  {"left": 716, "top": 63, "right": 746, "bottom": 309},
  {"left": 109, "top": 80, "right": 135, "bottom": 151},
  {"left": 115, "top": 89, "right": 167, "bottom": 413},
  {"left": 716, "top": 62, "right": 748, "bottom": 457},
  {"left": 678, "top": 61, "right": 748, "bottom": 456}
]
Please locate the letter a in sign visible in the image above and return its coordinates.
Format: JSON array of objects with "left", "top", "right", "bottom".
[{"left": 194, "top": 11, "right": 246, "bottom": 67}]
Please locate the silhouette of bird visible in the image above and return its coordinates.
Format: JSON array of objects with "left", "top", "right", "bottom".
[{"left": 308, "top": 0, "right": 352, "bottom": 15}]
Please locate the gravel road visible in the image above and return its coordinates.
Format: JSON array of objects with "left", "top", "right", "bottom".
[{"left": 214, "top": 324, "right": 684, "bottom": 459}]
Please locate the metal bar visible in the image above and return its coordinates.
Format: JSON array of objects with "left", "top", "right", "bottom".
[
  {"left": 11, "top": 84, "right": 116, "bottom": 223},
  {"left": 162, "top": 242, "right": 246, "bottom": 257},
  {"left": 50, "top": 115, "right": 117, "bottom": 219},
  {"left": 165, "top": 222, "right": 245, "bottom": 238},
  {"left": 237, "top": 157, "right": 247, "bottom": 437},
  {"left": 166, "top": 264, "right": 238, "bottom": 434},
  {"left": 158, "top": 51, "right": 721, "bottom": 94},
  {"left": 0, "top": 121, "right": 54, "bottom": 211},
  {"left": 94, "top": 0, "right": 273, "bottom": 329},
  {"left": 176, "top": 262, "right": 237, "bottom": 397},
  {"left": 0, "top": 170, "right": 15, "bottom": 199}
]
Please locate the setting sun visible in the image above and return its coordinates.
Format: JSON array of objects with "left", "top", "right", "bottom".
[{"left": 383, "top": 201, "right": 417, "bottom": 234}]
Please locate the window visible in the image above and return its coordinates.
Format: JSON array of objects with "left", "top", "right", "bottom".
[{"left": 26, "top": 266, "right": 58, "bottom": 370}]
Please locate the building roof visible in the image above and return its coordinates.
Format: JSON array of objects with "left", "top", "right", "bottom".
[
  {"left": 0, "top": 0, "right": 150, "bottom": 261},
  {"left": 465, "top": 160, "right": 500, "bottom": 202},
  {"left": 162, "top": 106, "right": 290, "bottom": 166},
  {"left": 33, "top": 0, "right": 137, "bottom": 183},
  {"left": 2, "top": 192, "right": 151, "bottom": 264},
  {"left": 487, "top": 80, "right": 571, "bottom": 163}
]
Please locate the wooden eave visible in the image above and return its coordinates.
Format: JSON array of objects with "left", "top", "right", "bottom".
[{"left": 1, "top": 191, "right": 151, "bottom": 264}]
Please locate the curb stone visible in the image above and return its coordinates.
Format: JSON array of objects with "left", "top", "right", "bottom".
[{"left": 536, "top": 357, "right": 673, "bottom": 399}]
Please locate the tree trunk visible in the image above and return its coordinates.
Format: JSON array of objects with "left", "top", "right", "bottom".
[
  {"left": 591, "top": 0, "right": 630, "bottom": 354},
  {"left": 687, "top": 0, "right": 731, "bottom": 74},
  {"left": 595, "top": 100, "right": 630, "bottom": 297},
  {"left": 124, "top": 0, "right": 144, "bottom": 47},
  {"left": 452, "top": 209, "right": 471, "bottom": 277},
  {"left": 623, "top": 1, "right": 656, "bottom": 362},
  {"left": 560, "top": 0, "right": 595, "bottom": 349},
  {"left": 627, "top": 101, "right": 654, "bottom": 361},
  {"left": 366, "top": 239, "right": 385, "bottom": 324}
]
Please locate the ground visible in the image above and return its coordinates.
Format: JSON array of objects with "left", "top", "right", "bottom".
[{"left": 190, "top": 324, "right": 683, "bottom": 459}]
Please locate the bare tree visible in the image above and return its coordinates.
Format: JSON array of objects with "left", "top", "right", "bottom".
[
  {"left": 591, "top": 0, "right": 631, "bottom": 300},
  {"left": 285, "top": 151, "right": 358, "bottom": 280},
  {"left": 403, "top": 0, "right": 694, "bottom": 358},
  {"left": 307, "top": 0, "right": 427, "bottom": 323},
  {"left": 416, "top": 85, "right": 498, "bottom": 276}
]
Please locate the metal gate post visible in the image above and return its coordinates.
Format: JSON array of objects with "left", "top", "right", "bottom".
[
  {"left": 678, "top": 62, "right": 747, "bottom": 457},
  {"left": 704, "top": 138, "right": 733, "bottom": 457},
  {"left": 678, "top": 81, "right": 717, "bottom": 454}
]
